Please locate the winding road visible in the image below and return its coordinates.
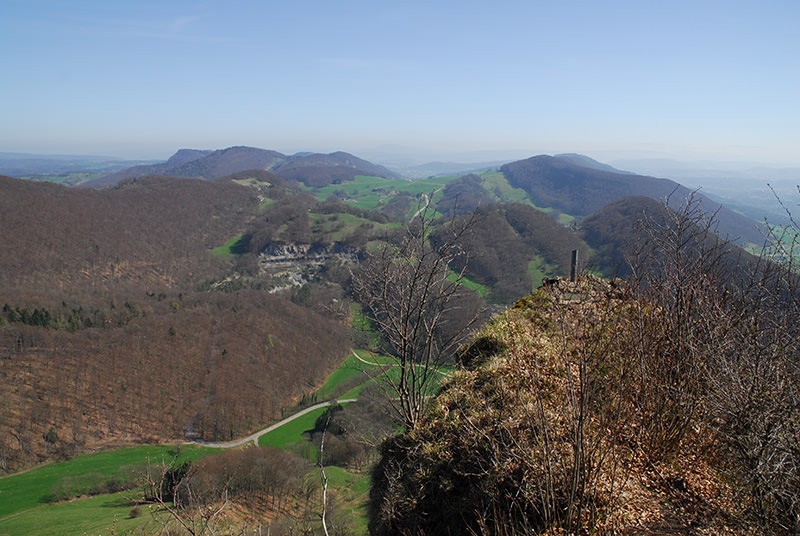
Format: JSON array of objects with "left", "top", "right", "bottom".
[
  {"left": 193, "top": 351, "right": 449, "bottom": 449},
  {"left": 193, "top": 398, "right": 357, "bottom": 449}
]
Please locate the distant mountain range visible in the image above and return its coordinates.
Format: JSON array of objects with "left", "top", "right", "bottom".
[
  {"left": 85, "top": 146, "right": 399, "bottom": 188},
  {"left": 2, "top": 145, "right": 768, "bottom": 246}
]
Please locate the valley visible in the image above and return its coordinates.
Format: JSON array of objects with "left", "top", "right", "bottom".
[{"left": 0, "top": 146, "right": 797, "bottom": 534}]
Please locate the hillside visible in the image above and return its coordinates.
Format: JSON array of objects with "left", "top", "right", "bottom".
[
  {"left": 441, "top": 202, "right": 590, "bottom": 302},
  {"left": 270, "top": 151, "right": 400, "bottom": 186},
  {"left": 0, "top": 175, "right": 352, "bottom": 471},
  {"left": 85, "top": 146, "right": 284, "bottom": 187},
  {"left": 87, "top": 146, "right": 398, "bottom": 188},
  {"left": 0, "top": 174, "right": 257, "bottom": 290},
  {"left": 501, "top": 154, "right": 765, "bottom": 246},
  {"left": 370, "top": 272, "right": 800, "bottom": 534}
]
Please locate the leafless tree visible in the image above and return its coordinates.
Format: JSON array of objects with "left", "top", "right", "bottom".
[
  {"left": 629, "top": 191, "right": 800, "bottom": 531},
  {"left": 351, "top": 196, "right": 482, "bottom": 430},
  {"left": 142, "top": 459, "right": 230, "bottom": 536}
]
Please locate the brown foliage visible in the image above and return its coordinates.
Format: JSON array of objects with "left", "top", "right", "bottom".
[
  {"left": 0, "top": 176, "right": 352, "bottom": 471},
  {"left": 369, "top": 195, "right": 800, "bottom": 534},
  {"left": 445, "top": 203, "right": 589, "bottom": 302}
]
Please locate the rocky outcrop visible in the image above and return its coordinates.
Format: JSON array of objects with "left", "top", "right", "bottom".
[{"left": 257, "top": 243, "right": 359, "bottom": 293}]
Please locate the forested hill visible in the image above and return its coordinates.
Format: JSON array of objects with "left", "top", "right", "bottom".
[
  {"left": 87, "top": 146, "right": 399, "bottom": 188},
  {"left": 501, "top": 154, "right": 765, "bottom": 246},
  {"left": 0, "top": 174, "right": 352, "bottom": 471},
  {"left": 0, "top": 174, "right": 257, "bottom": 290}
]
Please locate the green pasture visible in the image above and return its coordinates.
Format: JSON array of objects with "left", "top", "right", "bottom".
[
  {"left": 324, "top": 466, "right": 371, "bottom": 534},
  {"left": 528, "top": 255, "right": 561, "bottom": 290},
  {"left": 307, "top": 175, "right": 452, "bottom": 211},
  {"left": 313, "top": 352, "right": 378, "bottom": 401},
  {"left": 309, "top": 212, "right": 397, "bottom": 242},
  {"left": 479, "top": 171, "right": 531, "bottom": 204},
  {"left": 0, "top": 490, "right": 162, "bottom": 536},
  {"left": 232, "top": 177, "right": 272, "bottom": 187},
  {"left": 211, "top": 234, "right": 247, "bottom": 259},
  {"left": 0, "top": 341, "right": 453, "bottom": 534},
  {"left": 259, "top": 407, "right": 328, "bottom": 453},
  {"left": 449, "top": 271, "right": 490, "bottom": 299},
  {"left": 0, "top": 444, "right": 212, "bottom": 529}
]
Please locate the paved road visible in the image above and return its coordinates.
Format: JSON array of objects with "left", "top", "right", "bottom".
[{"left": 193, "top": 398, "right": 357, "bottom": 448}]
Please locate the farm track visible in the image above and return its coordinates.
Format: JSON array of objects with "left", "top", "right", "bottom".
[{"left": 193, "top": 398, "right": 357, "bottom": 448}]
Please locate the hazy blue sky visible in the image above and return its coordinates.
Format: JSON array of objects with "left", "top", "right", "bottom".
[{"left": 1, "top": 1, "right": 798, "bottom": 164}]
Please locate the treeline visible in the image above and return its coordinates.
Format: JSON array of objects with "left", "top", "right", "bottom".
[
  {"left": 172, "top": 447, "right": 309, "bottom": 512},
  {"left": 1, "top": 300, "right": 143, "bottom": 330}
]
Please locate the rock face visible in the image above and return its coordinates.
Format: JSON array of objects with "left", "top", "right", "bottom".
[{"left": 257, "top": 243, "right": 359, "bottom": 293}]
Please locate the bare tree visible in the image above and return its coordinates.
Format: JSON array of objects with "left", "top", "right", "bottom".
[
  {"left": 351, "top": 197, "right": 481, "bottom": 430},
  {"left": 629, "top": 191, "right": 800, "bottom": 531},
  {"left": 142, "top": 459, "right": 229, "bottom": 536}
]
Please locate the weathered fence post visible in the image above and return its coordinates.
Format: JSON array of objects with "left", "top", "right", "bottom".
[{"left": 570, "top": 249, "right": 578, "bottom": 282}]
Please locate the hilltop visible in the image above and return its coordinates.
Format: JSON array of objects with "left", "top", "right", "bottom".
[
  {"left": 502, "top": 154, "right": 765, "bottom": 246},
  {"left": 370, "top": 271, "right": 800, "bottom": 534},
  {"left": 86, "top": 146, "right": 399, "bottom": 188}
]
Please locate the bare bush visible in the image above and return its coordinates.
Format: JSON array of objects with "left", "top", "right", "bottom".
[{"left": 351, "top": 197, "right": 483, "bottom": 430}]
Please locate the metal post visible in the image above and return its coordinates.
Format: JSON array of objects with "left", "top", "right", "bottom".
[{"left": 570, "top": 249, "right": 578, "bottom": 282}]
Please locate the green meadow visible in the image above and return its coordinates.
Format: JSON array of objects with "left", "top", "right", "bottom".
[{"left": 0, "top": 444, "right": 212, "bottom": 535}]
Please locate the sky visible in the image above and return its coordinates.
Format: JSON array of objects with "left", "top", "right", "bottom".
[{"left": 1, "top": 0, "right": 798, "bottom": 165}]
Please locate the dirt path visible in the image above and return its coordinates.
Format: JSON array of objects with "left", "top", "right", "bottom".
[
  {"left": 193, "top": 398, "right": 357, "bottom": 448},
  {"left": 351, "top": 350, "right": 452, "bottom": 377}
]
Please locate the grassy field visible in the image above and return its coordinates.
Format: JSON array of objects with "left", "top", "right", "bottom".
[
  {"left": 449, "top": 271, "right": 491, "bottom": 299},
  {"left": 309, "top": 211, "right": 398, "bottom": 242},
  {"left": 0, "top": 339, "right": 450, "bottom": 535},
  {"left": 210, "top": 234, "right": 247, "bottom": 259},
  {"left": 0, "top": 343, "right": 451, "bottom": 535},
  {"left": 0, "top": 444, "right": 212, "bottom": 534},
  {"left": 258, "top": 406, "right": 329, "bottom": 454},
  {"left": 0, "top": 490, "right": 162, "bottom": 536},
  {"left": 528, "top": 254, "right": 562, "bottom": 290},
  {"left": 479, "top": 171, "right": 532, "bottom": 204},
  {"left": 307, "top": 175, "right": 452, "bottom": 211},
  {"left": 324, "top": 466, "right": 371, "bottom": 534}
]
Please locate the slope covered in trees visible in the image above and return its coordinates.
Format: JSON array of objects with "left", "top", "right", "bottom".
[
  {"left": 371, "top": 271, "right": 800, "bottom": 534},
  {"left": 0, "top": 175, "right": 352, "bottom": 471},
  {"left": 438, "top": 203, "right": 589, "bottom": 302},
  {"left": 501, "top": 154, "right": 765, "bottom": 246}
]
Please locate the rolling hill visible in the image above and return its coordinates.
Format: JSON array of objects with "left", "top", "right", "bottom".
[
  {"left": 500, "top": 154, "right": 765, "bottom": 246},
  {"left": 0, "top": 147, "right": 774, "bottom": 475},
  {"left": 86, "top": 146, "right": 399, "bottom": 188}
]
